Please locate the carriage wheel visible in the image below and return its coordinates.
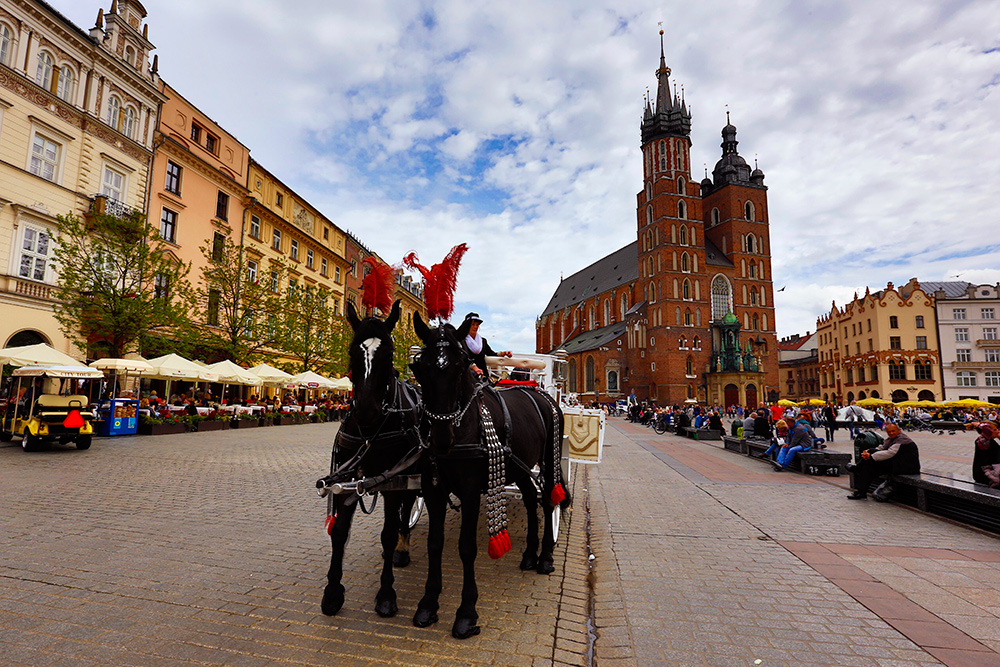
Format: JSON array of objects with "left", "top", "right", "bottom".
[{"left": 408, "top": 497, "right": 424, "bottom": 529}]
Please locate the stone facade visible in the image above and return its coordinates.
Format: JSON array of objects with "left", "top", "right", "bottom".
[
  {"left": 933, "top": 283, "right": 1000, "bottom": 403},
  {"left": 778, "top": 332, "right": 820, "bottom": 401}
]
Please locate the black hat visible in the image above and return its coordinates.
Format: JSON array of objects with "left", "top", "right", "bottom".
[{"left": 464, "top": 312, "right": 483, "bottom": 324}]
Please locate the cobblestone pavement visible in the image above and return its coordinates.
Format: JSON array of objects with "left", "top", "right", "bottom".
[
  {"left": 585, "top": 419, "right": 1000, "bottom": 667},
  {"left": 0, "top": 424, "right": 582, "bottom": 667},
  {"left": 2, "top": 419, "right": 999, "bottom": 667}
]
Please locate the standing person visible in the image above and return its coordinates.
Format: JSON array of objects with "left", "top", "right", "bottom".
[
  {"left": 846, "top": 423, "right": 920, "bottom": 500},
  {"left": 822, "top": 404, "right": 838, "bottom": 442},
  {"left": 461, "top": 312, "right": 511, "bottom": 378},
  {"left": 845, "top": 401, "right": 865, "bottom": 439}
]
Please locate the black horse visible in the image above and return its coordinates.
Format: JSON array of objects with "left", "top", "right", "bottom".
[
  {"left": 410, "top": 313, "right": 570, "bottom": 639},
  {"left": 320, "top": 300, "right": 422, "bottom": 619}
]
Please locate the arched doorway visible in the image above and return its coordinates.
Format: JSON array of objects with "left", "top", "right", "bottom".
[
  {"left": 847, "top": 391, "right": 854, "bottom": 402},
  {"left": 724, "top": 383, "right": 739, "bottom": 408},
  {"left": 917, "top": 390, "right": 935, "bottom": 401},
  {"left": 891, "top": 390, "right": 909, "bottom": 403},
  {"left": 823, "top": 393, "right": 828, "bottom": 402},
  {"left": 5, "top": 329, "right": 48, "bottom": 347},
  {"left": 745, "top": 384, "right": 758, "bottom": 408},
  {"left": 871, "top": 390, "right": 880, "bottom": 399},
  {"left": 858, "top": 391, "right": 867, "bottom": 400}
]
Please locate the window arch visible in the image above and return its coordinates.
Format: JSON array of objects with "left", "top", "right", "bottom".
[
  {"left": 745, "top": 201, "right": 754, "bottom": 221},
  {"left": 658, "top": 140, "right": 667, "bottom": 171},
  {"left": 682, "top": 279, "right": 691, "bottom": 300},
  {"left": 646, "top": 206, "right": 653, "bottom": 226},
  {"left": 711, "top": 275, "right": 732, "bottom": 321},
  {"left": 0, "top": 23, "right": 13, "bottom": 67},
  {"left": 750, "top": 287, "right": 759, "bottom": 306},
  {"left": 56, "top": 64, "right": 74, "bottom": 102},
  {"left": 671, "top": 225, "right": 677, "bottom": 243},
  {"left": 604, "top": 300, "right": 611, "bottom": 325},
  {"left": 681, "top": 252, "right": 690, "bottom": 273},
  {"left": 107, "top": 95, "right": 122, "bottom": 130},
  {"left": 677, "top": 176, "right": 685, "bottom": 194},
  {"left": 35, "top": 50, "right": 54, "bottom": 90},
  {"left": 585, "top": 356, "right": 596, "bottom": 392},
  {"left": 686, "top": 356, "right": 694, "bottom": 375},
  {"left": 711, "top": 208, "right": 720, "bottom": 226},
  {"left": 753, "top": 313, "right": 759, "bottom": 330},
  {"left": 684, "top": 308, "right": 692, "bottom": 326},
  {"left": 572, "top": 308, "right": 579, "bottom": 329},
  {"left": 679, "top": 225, "right": 687, "bottom": 245},
  {"left": 748, "top": 261, "right": 757, "bottom": 279},
  {"left": 693, "top": 336, "right": 701, "bottom": 349},
  {"left": 121, "top": 105, "right": 136, "bottom": 139},
  {"left": 568, "top": 359, "right": 578, "bottom": 393},
  {"left": 677, "top": 200, "right": 686, "bottom": 219},
  {"left": 124, "top": 44, "right": 136, "bottom": 67},
  {"left": 679, "top": 336, "right": 687, "bottom": 349},
  {"left": 620, "top": 294, "right": 628, "bottom": 319},
  {"left": 588, "top": 305, "right": 595, "bottom": 329}
]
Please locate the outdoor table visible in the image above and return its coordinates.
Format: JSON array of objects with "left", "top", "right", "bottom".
[
  {"left": 283, "top": 405, "right": 302, "bottom": 413},
  {"left": 195, "top": 407, "right": 212, "bottom": 416},
  {"left": 303, "top": 405, "right": 317, "bottom": 414}
]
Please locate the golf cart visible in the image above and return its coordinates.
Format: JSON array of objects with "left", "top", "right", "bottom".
[{"left": 1, "top": 365, "right": 103, "bottom": 451}]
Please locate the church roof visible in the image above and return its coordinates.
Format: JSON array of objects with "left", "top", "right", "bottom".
[
  {"left": 540, "top": 242, "right": 638, "bottom": 318},
  {"left": 556, "top": 323, "right": 627, "bottom": 355},
  {"left": 704, "top": 237, "right": 734, "bottom": 267}
]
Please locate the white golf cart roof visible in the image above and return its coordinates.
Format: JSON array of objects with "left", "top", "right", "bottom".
[{"left": 12, "top": 365, "right": 105, "bottom": 379}]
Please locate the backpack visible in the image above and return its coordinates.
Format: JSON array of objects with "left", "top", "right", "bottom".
[{"left": 854, "top": 430, "right": 884, "bottom": 449}]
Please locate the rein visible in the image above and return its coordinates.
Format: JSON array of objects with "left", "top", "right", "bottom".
[{"left": 423, "top": 379, "right": 484, "bottom": 426}]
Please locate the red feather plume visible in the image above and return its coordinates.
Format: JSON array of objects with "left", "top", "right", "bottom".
[
  {"left": 403, "top": 244, "right": 468, "bottom": 321},
  {"left": 360, "top": 257, "right": 397, "bottom": 315}
]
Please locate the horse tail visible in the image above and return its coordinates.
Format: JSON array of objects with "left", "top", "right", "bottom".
[{"left": 540, "top": 393, "right": 571, "bottom": 510}]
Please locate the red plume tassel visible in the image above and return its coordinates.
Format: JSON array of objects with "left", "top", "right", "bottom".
[
  {"left": 324, "top": 513, "right": 337, "bottom": 536},
  {"left": 403, "top": 244, "right": 468, "bottom": 321},
  {"left": 550, "top": 484, "right": 566, "bottom": 506},
  {"left": 360, "top": 257, "right": 397, "bottom": 315},
  {"left": 488, "top": 530, "right": 511, "bottom": 559}
]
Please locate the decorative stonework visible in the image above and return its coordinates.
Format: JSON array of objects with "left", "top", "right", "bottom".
[
  {"left": 292, "top": 203, "right": 315, "bottom": 234},
  {"left": 0, "top": 65, "right": 84, "bottom": 130}
]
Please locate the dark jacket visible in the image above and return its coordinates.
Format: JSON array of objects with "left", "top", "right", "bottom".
[
  {"left": 753, "top": 416, "right": 771, "bottom": 439},
  {"left": 872, "top": 432, "right": 920, "bottom": 475},
  {"left": 822, "top": 406, "right": 838, "bottom": 429},
  {"left": 464, "top": 336, "right": 497, "bottom": 375},
  {"left": 973, "top": 439, "right": 1000, "bottom": 485}
]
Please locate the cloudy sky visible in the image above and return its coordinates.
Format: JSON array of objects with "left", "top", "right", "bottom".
[{"left": 60, "top": 0, "right": 1000, "bottom": 350}]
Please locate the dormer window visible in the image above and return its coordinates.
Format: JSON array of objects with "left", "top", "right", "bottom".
[{"left": 125, "top": 45, "right": 136, "bottom": 67}]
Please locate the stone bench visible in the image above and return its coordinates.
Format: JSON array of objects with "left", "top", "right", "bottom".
[
  {"left": 721, "top": 436, "right": 850, "bottom": 476},
  {"left": 850, "top": 471, "right": 1000, "bottom": 534},
  {"left": 680, "top": 427, "right": 721, "bottom": 441}
]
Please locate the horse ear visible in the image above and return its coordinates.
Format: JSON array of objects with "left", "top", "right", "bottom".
[
  {"left": 413, "top": 312, "right": 430, "bottom": 342},
  {"left": 346, "top": 300, "right": 361, "bottom": 331},
  {"left": 457, "top": 317, "right": 473, "bottom": 340},
  {"left": 384, "top": 299, "right": 401, "bottom": 332}
]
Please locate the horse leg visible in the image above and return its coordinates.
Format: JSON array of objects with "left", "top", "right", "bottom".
[
  {"left": 375, "top": 492, "right": 403, "bottom": 617},
  {"left": 413, "top": 485, "right": 446, "bottom": 628},
  {"left": 322, "top": 498, "right": 358, "bottom": 615},
  {"left": 537, "top": 486, "right": 557, "bottom": 575},
  {"left": 393, "top": 491, "right": 416, "bottom": 567},
  {"left": 515, "top": 477, "right": 539, "bottom": 571},
  {"left": 452, "top": 484, "right": 482, "bottom": 639}
]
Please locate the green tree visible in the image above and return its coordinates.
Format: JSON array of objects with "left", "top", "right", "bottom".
[
  {"left": 197, "top": 222, "right": 288, "bottom": 364},
  {"left": 278, "top": 282, "right": 336, "bottom": 373},
  {"left": 51, "top": 210, "right": 195, "bottom": 358},
  {"left": 392, "top": 314, "right": 421, "bottom": 381}
]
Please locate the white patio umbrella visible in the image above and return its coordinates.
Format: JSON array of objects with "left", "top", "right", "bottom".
[
  {"left": 329, "top": 376, "right": 353, "bottom": 391},
  {"left": 145, "top": 353, "right": 218, "bottom": 401},
  {"left": 90, "top": 357, "right": 155, "bottom": 402},
  {"left": 288, "top": 370, "right": 337, "bottom": 389},
  {"left": 206, "top": 359, "right": 263, "bottom": 403},
  {"left": 0, "top": 343, "right": 84, "bottom": 367},
  {"left": 247, "top": 363, "right": 293, "bottom": 385}
]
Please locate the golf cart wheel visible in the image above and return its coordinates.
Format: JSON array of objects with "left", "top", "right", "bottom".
[
  {"left": 76, "top": 435, "right": 92, "bottom": 450},
  {"left": 22, "top": 433, "right": 37, "bottom": 452}
]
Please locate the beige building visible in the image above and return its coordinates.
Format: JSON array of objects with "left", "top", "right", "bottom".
[
  {"left": 933, "top": 283, "right": 1000, "bottom": 403},
  {"left": 816, "top": 279, "right": 953, "bottom": 404},
  {"left": 0, "top": 0, "right": 164, "bottom": 355}
]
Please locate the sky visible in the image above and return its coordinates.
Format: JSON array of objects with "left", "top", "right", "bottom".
[{"left": 58, "top": 0, "right": 1000, "bottom": 351}]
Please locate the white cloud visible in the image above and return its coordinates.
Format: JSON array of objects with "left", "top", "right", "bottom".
[{"left": 54, "top": 0, "right": 1000, "bottom": 352}]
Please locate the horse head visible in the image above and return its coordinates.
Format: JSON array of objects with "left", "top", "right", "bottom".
[
  {"left": 346, "top": 299, "right": 400, "bottom": 427},
  {"left": 411, "top": 312, "right": 474, "bottom": 456}
]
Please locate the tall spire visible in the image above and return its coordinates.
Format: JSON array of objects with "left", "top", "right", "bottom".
[{"left": 654, "top": 30, "right": 672, "bottom": 113}]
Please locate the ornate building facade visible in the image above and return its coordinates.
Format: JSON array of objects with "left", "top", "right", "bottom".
[
  {"left": 932, "top": 283, "right": 1000, "bottom": 403},
  {"left": 536, "top": 35, "right": 779, "bottom": 407},
  {"left": 816, "top": 278, "right": 957, "bottom": 404},
  {"left": 0, "top": 0, "right": 164, "bottom": 356}
]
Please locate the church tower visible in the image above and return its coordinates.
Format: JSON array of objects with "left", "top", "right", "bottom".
[{"left": 635, "top": 30, "right": 710, "bottom": 403}]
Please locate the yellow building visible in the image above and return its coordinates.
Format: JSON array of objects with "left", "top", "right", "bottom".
[
  {"left": 817, "top": 278, "right": 947, "bottom": 404},
  {"left": 0, "top": 0, "right": 164, "bottom": 355}
]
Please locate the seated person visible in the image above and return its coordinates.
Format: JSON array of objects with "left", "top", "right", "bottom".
[
  {"left": 752, "top": 409, "right": 772, "bottom": 439},
  {"left": 847, "top": 423, "right": 920, "bottom": 500},
  {"left": 707, "top": 411, "right": 724, "bottom": 432},
  {"left": 185, "top": 399, "right": 199, "bottom": 416},
  {"left": 773, "top": 414, "right": 815, "bottom": 471},
  {"left": 971, "top": 422, "right": 1000, "bottom": 487}
]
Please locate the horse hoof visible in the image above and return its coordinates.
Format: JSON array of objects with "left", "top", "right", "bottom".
[
  {"left": 452, "top": 618, "right": 481, "bottom": 640},
  {"left": 392, "top": 550, "right": 411, "bottom": 568},
  {"left": 536, "top": 559, "right": 555, "bottom": 575},
  {"left": 519, "top": 554, "right": 537, "bottom": 571},
  {"left": 413, "top": 609, "right": 438, "bottom": 628},
  {"left": 375, "top": 597, "right": 398, "bottom": 618},
  {"left": 321, "top": 586, "right": 344, "bottom": 616}
]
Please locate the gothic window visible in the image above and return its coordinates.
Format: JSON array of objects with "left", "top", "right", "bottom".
[
  {"left": 677, "top": 200, "right": 686, "bottom": 219},
  {"left": 568, "top": 359, "right": 578, "bottom": 393},
  {"left": 604, "top": 300, "right": 611, "bottom": 325},
  {"left": 677, "top": 176, "right": 685, "bottom": 194},
  {"left": 682, "top": 279, "right": 691, "bottom": 300},
  {"left": 671, "top": 225, "right": 677, "bottom": 243},
  {"left": 679, "top": 225, "right": 687, "bottom": 245},
  {"left": 741, "top": 259, "right": 746, "bottom": 278},
  {"left": 696, "top": 309, "right": 701, "bottom": 326},
  {"left": 686, "top": 356, "right": 693, "bottom": 375},
  {"left": 573, "top": 309, "right": 578, "bottom": 329},
  {"left": 620, "top": 295, "right": 628, "bottom": 319},
  {"left": 675, "top": 307, "right": 681, "bottom": 325},
  {"left": 673, "top": 278, "right": 678, "bottom": 298},
  {"left": 711, "top": 208, "right": 720, "bottom": 226},
  {"left": 693, "top": 336, "right": 701, "bottom": 349},
  {"left": 585, "top": 356, "right": 596, "bottom": 392},
  {"left": 647, "top": 206, "right": 653, "bottom": 226},
  {"left": 750, "top": 288, "right": 759, "bottom": 306},
  {"left": 684, "top": 308, "right": 692, "bottom": 326},
  {"left": 589, "top": 306, "right": 595, "bottom": 329},
  {"left": 691, "top": 227, "right": 696, "bottom": 245},
  {"left": 753, "top": 313, "right": 759, "bottom": 330},
  {"left": 745, "top": 201, "right": 754, "bottom": 221},
  {"left": 748, "top": 262, "right": 757, "bottom": 279},
  {"left": 681, "top": 252, "right": 690, "bottom": 273},
  {"left": 659, "top": 140, "right": 666, "bottom": 171},
  {"left": 711, "top": 275, "right": 732, "bottom": 321}
]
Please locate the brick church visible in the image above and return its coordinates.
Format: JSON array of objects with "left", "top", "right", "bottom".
[{"left": 535, "top": 34, "right": 779, "bottom": 408}]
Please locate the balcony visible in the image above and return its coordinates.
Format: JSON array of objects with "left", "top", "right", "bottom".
[
  {"left": 0, "top": 275, "right": 55, "bottom": 301},
  {"left": 950, "top": 361, "right": 1000, "bottom": 369},
  {"left": 88, "top": 194, "right": 137, "bottom": 220},
  {"left": 976, "top": 338, "right": 1000, "bottom": 348}
]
